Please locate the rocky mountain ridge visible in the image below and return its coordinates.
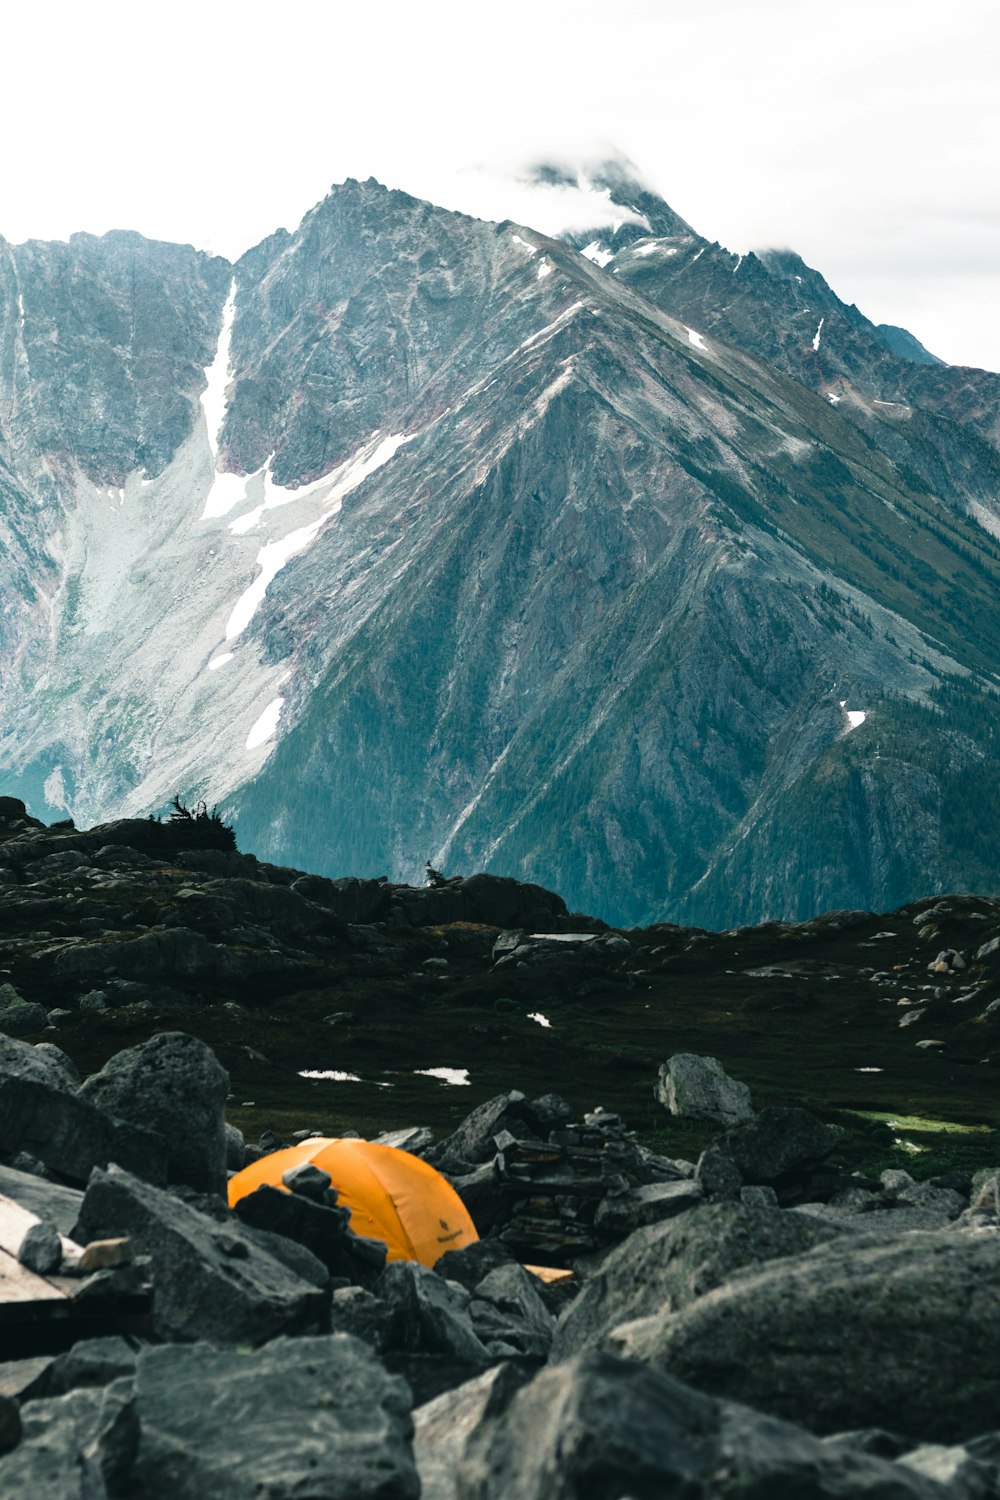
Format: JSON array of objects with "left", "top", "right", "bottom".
[
  {"left": 0, "top": 803, "right": 997, "bottom": 1163},
  {"left": 2, "top": 169, "right": 1000, "bottom": 927}
]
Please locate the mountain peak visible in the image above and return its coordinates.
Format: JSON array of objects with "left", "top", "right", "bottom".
[{"left": 508, "top": 150, "right": 696, "bottom": 246}]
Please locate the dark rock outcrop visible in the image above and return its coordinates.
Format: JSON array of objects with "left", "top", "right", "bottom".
[
  {"left": 552, "top": 1202, "right": 842, "bottom": 1360},
  {"left": 0, "top": 1077, "right": 168, "bottom": 1188},
  {"left": 130, "top": 1336, "right": 419, "bottom": 1500},
  {"left": 0, "top": 1036, "right": 78, "bottom": 1093},
  {"left": 72, "top": 1165, "right": 329, "bottom": 1344},
  {"left": 0, "top": 1378, "right": 138, "bottom": 1498},
  {"left": 79, "top": 1033, "right": 229, "bottom": 1196},
  {"left": 697, "top": 1107, "right": 845, "bottom": 1200},
  {"left": 614, "top": 1227, "right": 1000, "bottom": 1442},
  {"left": 451, "top": 1351, "right": 943, "bottom": 1500},
  {"left": 0, "top": 983, "right": 48, "bottom": 1037}
]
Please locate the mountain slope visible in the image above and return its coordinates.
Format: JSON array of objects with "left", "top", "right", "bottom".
[
  {"left": 1, "top": 179, "right": 999, "bottom": 926},
  {"left": 559, "top": 164, "right": 1000, "bottom": 541}
]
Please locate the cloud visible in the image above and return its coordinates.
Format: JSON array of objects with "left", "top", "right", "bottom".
[{"left": 0, "top": 0, "right": 996, "bottom": 369}]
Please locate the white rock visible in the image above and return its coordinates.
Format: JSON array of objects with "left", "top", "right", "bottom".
[{"left": 654, "top": 1054, "right": 754, "bottom": 1127}]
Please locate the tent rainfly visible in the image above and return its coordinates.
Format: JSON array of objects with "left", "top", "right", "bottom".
[{"left": 228, "top": 1137, "right": 479, "bottom": 1267}]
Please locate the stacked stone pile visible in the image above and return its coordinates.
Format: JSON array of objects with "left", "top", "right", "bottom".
[
  {"left": 432, "top": 1097, "right": 700, "bottom": 1260},
  {"left": 0, "top": 1033, "right": 999, "bottom": 1497}
]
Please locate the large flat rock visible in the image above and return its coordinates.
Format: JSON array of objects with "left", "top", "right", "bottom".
[
  {"left": 614, "top": 1227, "right": 1000, "bottom": 1443},
  {"left": 131, "top": 1336, "right": 419, "bottom": 1499}
]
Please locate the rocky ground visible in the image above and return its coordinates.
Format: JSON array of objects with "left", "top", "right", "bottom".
[
  {"left": 1, "top": 1029, "right": 999, "bottom": 1496},
  {"left": 1, "top": 803, "right": 1000, "bottom": 1495},
  {"left": 0, "top": 800, "right": 997, "bottom": 1172}
]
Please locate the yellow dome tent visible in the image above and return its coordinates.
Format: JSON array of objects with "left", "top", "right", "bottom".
[{"left": 228, "top": 1137, "right": 479, "bottom": 1267}]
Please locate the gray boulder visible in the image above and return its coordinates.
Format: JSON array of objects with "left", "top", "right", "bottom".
[
  {"left": 0, "top": 982, "right": 48, "bottom": 1037},
  {"left": 697, "top": 1107, "right": 844, "bottom": 1193},
  {"left": 0, "top": 1035, "right": 78, "bottom": 1093},
  {"left": 281, "top": 1160, "right": 334, "bottom": 1200},
  {"left": 655, "top": 1053, "right": 754, "bottom": 1126},
  {"left": 328, "top": 1284, "right": 399, "bottom": 1353},
  {"left": 428, "top": 1090, "right": 571, "bottom": 1174},
  {"left": 314, "top": 875, "right": 388, "bottom": 922},
  {"left": 470, "top": 1263, "right": 554, "bottom": 1358},
  {"left": 0, "top": 1394, "right": 20, "bottom": 1453},
  {"left": 18, "top": 1220, "right": 63, "bottom": 1274},
  {"left": 0, "top": 1076, "right": 168, "bottom": 1187},
  {"left": 414, "top": 1366, "right": 527, "bottom": 1500},
  {"left": 432, "top": 1238, "right": 521, "bottom": 1289},
  {"left": 449, "top": 1161, "right": 507, "bottom": 1234},
  {"left": 969, "top": 1169, "right": 1000, "bottom": 1218},
  {"left": 552, "top": 1202, "right": 842, "bottom": 1360},
  {"left": 879, "top": 1170, "right": 966, "bottom": 1220},
  {"left": 129, "top": 1336, "right": 418, "bottom": 1499},
  {"left": 72, "top": 1164, "right": 328, "bottom": 1344},
  {"left": 614, "top": 1227, "right": 1000, "bottom": 1442},
  {"left": 0, "top": 1356, "right": 55, "bottom": 1404},
  {"left": 376, "top": 1260, "right": 491, "bottom": 1365},
  {"left": 80, "top": 1032, "right": 229, "bottom": 1195},
  {"left": 46, "top": 926, "right": 302, "bottom": 985},
  {"left": 223, "top": 1122, "right": 245, "bottom": 1172},
  {"left": 0, "top": 1379, "right": 138, "bottom": 1498},
  {"left": 33, "top": 1043, "right": 81, "bottom": 1091},
  {"left": 374, "top": 1125, "right": 435, "bottom": 1154},
  {"left": 453, "top": 1351, "right": 942, "bottom": 1499}
]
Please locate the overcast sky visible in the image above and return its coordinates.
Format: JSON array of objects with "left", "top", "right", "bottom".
[{"left": 5, "top": 0, "right": 999, "bottom": 370}]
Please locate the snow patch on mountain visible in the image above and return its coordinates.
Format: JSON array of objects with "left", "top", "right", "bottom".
[
  {"left": 415, "top": 1068, "right": 470, "bottom": 1087},
  {"left": 200, "top": 282, "right": 247, "bottom": 521},
  {"left": 839, "top": 701, "right": 867, "bottom": 733},
  {"left": 202, "top": 281, "right": 236, "bottom": 458},
  {"left": 631, "top": 239, "right": 679, "bottom": 259},
  {"left": 226, "top": 518, "right": 329, "bottom": 641},
  {"left": 224, "top": 431, "right": 416, "bottom": 640},
  {"left": 580, "top": 241, "right": 613, "bottom": 267},
  {"left": 246, "top": 695, "right": 284, "bottom": 749}
]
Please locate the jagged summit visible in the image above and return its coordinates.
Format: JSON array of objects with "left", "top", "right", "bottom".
[{"left": 520, "top": 150, "right": 697, "bottom": 249}]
